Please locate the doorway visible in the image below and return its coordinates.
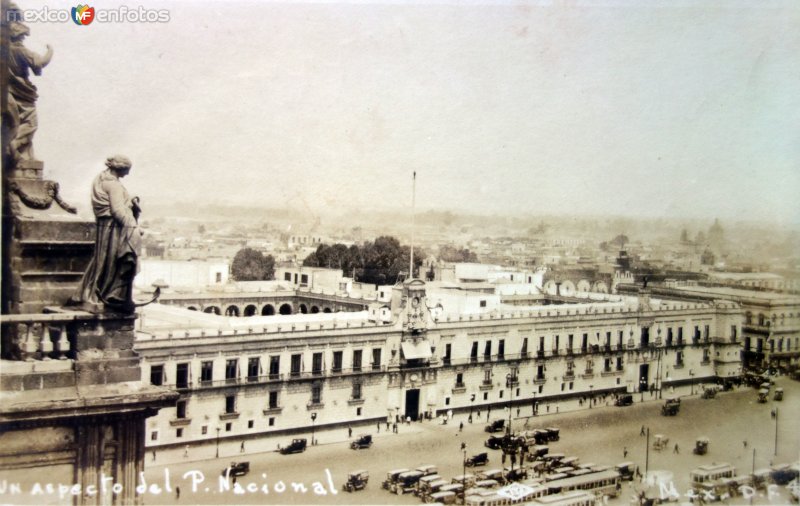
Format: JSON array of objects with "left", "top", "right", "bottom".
[{"left": 405, "top": 389, "right": 420, "bottom": 421}]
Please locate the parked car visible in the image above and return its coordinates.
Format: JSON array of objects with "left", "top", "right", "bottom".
[
  {"left": 393, "top": 471, "right": 424, "bottom": 495},
  {"left": 701, "top": 386, "right": 718, "bottom": 399},
  {"left": 661, "top": 398, "right": 681, "bottom": 416},
  {"left": 485, "top": 419, "right": 506, "bottom": 433},
  {"left": 774, "top": 388, "right": 784, "bottom": 401},
  {"left": 342, "top": 470, "right": 369, "bottom": 492},
  {"left": 615, "top": 394, "right": 633, "bottom": 406},
  {"left": 485, "top": 435, "right": 506, "bottom": 450},
  {"left": 545, "top": 427, "right": 561, "bottom": 441},
  {"left": 465, "top": 452, "right": 489, "bottom": 467},
  {"left": 221, "top": 461, "right": 249, "bottom": 478},
  {"left": 350, "top": 434, "right": 373, "bottom": 450},
  {"left": 382, "top": 468, "right": 410, "bottom": 490},
  {"left": 279, "top": 438, "right": 307, "bottom": 454},
  {"left": 757, "top": 389, "right": 769, "bottom": 403},
  {"left": 693, "top": 437, "right": 709, "bottom": 455},
  {"left": 415, "top": 464, "right": 439, "bottom": 476},
  {"left": 615, "top": 461, "right": 636, "bottom": 481}
]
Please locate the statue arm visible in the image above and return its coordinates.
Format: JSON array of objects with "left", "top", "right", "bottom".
[
  {"left": 25, "top": 44, "right": 53, "bottom": 76},
  {"left": 105, "top": 180, "right": 139, "bottom": 230}
]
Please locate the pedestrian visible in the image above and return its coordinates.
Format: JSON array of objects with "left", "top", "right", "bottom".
[
  {"left": 348, "top": 426, "right": 352, "bottom": 438},
  {"left": 447, "top": 409, "right": 453, "bottom": 420},
  {"left": 393, "top": 422, "right": 397, "bottom": 433},
  {"left": 152, "top": 450, "right": 156, "bottom": 462},
  {"left": 673, "top": 443, "right": 679, "bottom": 454},
  {"left": 459, "top": 421, "right": 464, "bottom": 432},
  {"left": 623, "top": 447, "right": 628, "bottom": 458},
  {"left": 377, "top": 422, "right": 380, "bottom": 433},
  {"left": 640, "top": 425, "right": 646, "bottom": 436},
  {"left": 406, "top": 416, "right": 411, "bottom": 425},
  {"left": 240, "top": 441, "right": 245, "bottom": 453},
  {"left": 386, "top": 421, "right": 390, "bottom": 431},
  {"left": 516, "top": 407, "right": 520, "bottom": 416},
  {"left": 175, "top": 486, "right": 181, "bottom": 500},
  {"left": 477, "top": 409, "right": 481, "bottom": 418},
  {"left": 183, "top": 445, "right": 189, "bottom": 458},
  {"left": 743, "top": 440, "right": 747, "bottom": 448}
]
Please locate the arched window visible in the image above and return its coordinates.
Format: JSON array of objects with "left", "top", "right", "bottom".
[
  {"left": 262, "top": 304, "right": 275, "bottom": 316},
  {"left": 279, "top": 303, "right": 292, "bottom": 315}
]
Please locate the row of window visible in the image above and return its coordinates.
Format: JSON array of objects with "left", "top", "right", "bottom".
[
  {"left": 744, "top": 336, "right": 800, "bottom": 353},
  {"left": 150, "top": 349, "right": 382, "bottom": 387}
]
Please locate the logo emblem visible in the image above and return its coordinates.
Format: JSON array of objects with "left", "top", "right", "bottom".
[{"left": 71, "top": 4, "right": 95, "bottom": 25}]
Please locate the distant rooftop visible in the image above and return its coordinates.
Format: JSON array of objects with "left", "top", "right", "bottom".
[{"left": 674, "top": 285, "right": 800, "bottom": 303}]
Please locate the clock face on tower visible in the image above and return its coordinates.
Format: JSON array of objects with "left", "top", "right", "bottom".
[{"left": 411, "top": 297, "right": 420, "bottom": 308}]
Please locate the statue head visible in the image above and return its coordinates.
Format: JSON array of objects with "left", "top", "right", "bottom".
[
  {"left": 9, "top": 22, "right": 30, "bottom": 41},
  {"left": 105, "top": 155, "right": 132, "bottom": 176}
]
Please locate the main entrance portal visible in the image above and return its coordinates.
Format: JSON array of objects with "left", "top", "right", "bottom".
[{"left": 405, "top": 389, "right": 420, "bottom": 421}]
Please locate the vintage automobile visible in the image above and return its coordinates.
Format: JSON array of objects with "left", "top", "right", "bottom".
[
  {"left": 527, "top": 444, "right": 549, "bottom": 460},
  {"left": 484, "top": 419, "right": 506, "bottom": 433},
  {"left": 485, "top": 435, "right": 508, "bottom": 450},
  {"left": 465, "top": 452, "right": 490, "bottom": 467},
  {"left": 427, "top": 490, "right": 457, "bottom": 504},
  {"left": 221, "top": 461, "right": 250, "bottom": 478},
  {"left": 615, "top": 394, "right": 634, "bottom": 406},
  {"left": 701, "top": 386, "right": 718, "bottom": 399},
  {"left": 342, "top": 470, "right": 369, "bottom": 492},
  {"left": 503, "top": 466, "right": 528, "bottom": 482},
  {"left": 382, "top": 468, "right": 410, "bottom": 490},
  {"left": 693, "top": 437, "right": 709, "bottom": 455},
  {"left": 661, "top": 398, "right": 681, "bottom": 416},
  {"left": 477, "top": 469, "right": 504, "bottom": 482},
  {"left": 416, "top": 464, "right": 439, "bottom": 476},
  {"left": 350, "top": 434, "right": 373, "bottom": 450},
  {"left": 545, "top": 427, "right": 561, "bottom": 441},
  {"left": 774, "top": 387, "right": 784, "bottom": 401},
  {"left": 416, "top": 475, "right": 447, "bottom": 498},
  {"left": 279, "top": 438, "right": 307, "bottom": 454},
  {"left": 757, "top": 388, "right": 769, "bottom": 403},
  {"left": 770, "top": 463, "right": 799, "bottom": 485},
  {"left": 393, "top": 470, "right": 425, "bottom": 495},
  {"left": 615, "top": 462, "right": 636, "bottom": 481},
  {"left": 451, "top": 474, "right": 476, "bottom": 489}
]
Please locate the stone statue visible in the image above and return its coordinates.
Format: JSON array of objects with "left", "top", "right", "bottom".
[
  {"left": 70, "top": 156, "right": 143, "bottom": 313},
  {"left": 6, "top": 5, "right": 53, "bottom": 166}
]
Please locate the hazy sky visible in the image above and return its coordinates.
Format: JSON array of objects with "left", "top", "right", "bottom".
[{"left": 20, "top": 0, "right": 800, "bottom": 224}]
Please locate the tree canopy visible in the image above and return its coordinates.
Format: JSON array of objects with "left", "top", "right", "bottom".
[
  {"left": 303, "top": 236, "right": 423, "bottom": 285},
  {"left": 438, "top": 245, "right": 478, "bottom": 263},
  {"left": 231, "top": 248, "right": 275, "bottom": 281}
]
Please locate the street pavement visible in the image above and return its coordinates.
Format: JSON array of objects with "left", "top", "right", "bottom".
[{"left": 132, "top": 377, "right": 798, "bottom": 505}]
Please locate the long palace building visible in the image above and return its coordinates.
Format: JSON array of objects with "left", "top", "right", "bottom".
[{"left": 135, "top": 278, "right": 742, "bottom": 454}]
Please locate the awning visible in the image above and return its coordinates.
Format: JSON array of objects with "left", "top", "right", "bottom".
[{"left": 401, "top": 340, "right": 432, "bottom": 360}]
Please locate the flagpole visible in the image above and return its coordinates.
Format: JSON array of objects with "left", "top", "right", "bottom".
[{"left": 410, "top": 171, "right": 416, "bottom": 280}]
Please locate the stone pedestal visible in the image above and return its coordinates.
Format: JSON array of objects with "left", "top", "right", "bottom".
[{"left": 2, "top": 175, "right": 94, "bottom": 314}]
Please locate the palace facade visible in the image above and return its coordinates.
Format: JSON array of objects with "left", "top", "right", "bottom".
[{"left": 136, "top": 280, "right": 742, "bottom": 453}]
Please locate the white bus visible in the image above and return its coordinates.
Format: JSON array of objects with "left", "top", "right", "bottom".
[
  {"left": 531, "top": 490, "right": 597, "bottom": 506},
  {"left": 544, "top": 469, "right": 621, "bottom": 498}
]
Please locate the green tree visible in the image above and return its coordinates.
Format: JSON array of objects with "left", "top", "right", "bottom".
[
  {"left": 231, "top": 248, "right": 274, "bottom": 281},
  {"left": 303, "top": 236, "right": 422, "bottom": 285},
  {"left": 438, "top": 245, "right": 478, "bottom": 263}
]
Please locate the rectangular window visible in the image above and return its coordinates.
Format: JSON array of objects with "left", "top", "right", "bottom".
[
  {"left": 676, "top": 351, "right": 684, "bottom": 366},
  {"left": 312, "top": 352, "right": 323, "bottom": 375},
  {"left": 215, "top": 272, "right": 222, "bottom": 283},
  {"left": 225, "top": 359, "right": 238, "bottom": 382},
  {"left": 678, "top": 327, "right": 684, "bottom": 344},
  {"left": 443, "top": 343, "right": 452, "bottom": 365},
  {"left": 704, "top": 325, "right": 710, "bottom": 340},
  {"left": 311, "top": 384, "right": 322, "bottom": 404},
  {"left": 290, "top": 354, "right": 302, "bottom": 377},
  {"left": 150, "top": 431, "right": 158, "bottom": 441},
  {"left": 666, "top": 328, "right": 673, "bottom": 346},
  {"left": 731, "top": 325, "right": 737, "bottom": 340},
  {"left": 176, "top": 400, "right": 187, "bottom": 419},
  {"left": 568, "top": 334, "right": 574, "bottom": 353},
  {"left": 498, "top": 340, "right": 505, "bottom": 359},
  {"left": 604, "top": 358, "right": 611, "bottom": 371},
  {"left": 332, "top": 351, "right": 343, "bottom": 373},
  {"left": 371, "top": 348, "right": 381, "bottom": 370},
  {"left": 618, "top": 331, "right": 624, "bottom": 347},
  {"left": 456, "top": 372, "right": 464, "bottom": 387},
  {"left": 284, "top": 272, "right": 291, "bottom": 281},
  {"left": 300, "top": 274, "right": 309, "bottom": 285},
  {"left": 268, "top": 391, "right": 278, "bottom": 409},
  {"left": 536, "top": 365, "right": 544, "bottom": 379},
  {"left": 538, "top": 336, "right": 545, "bottom": 352},
  {"left": 225, "top": 395, "right": 236, "bottom": 414},
  {"left": 483, "top": 369, "right": 491, "bottom": 384},
  {"left": 554, "top": 335, "right": 560, "bottom": 353},
  {"left": 605, "top": 332, "right": 611, "bottom": 346},
  {"left": 581, "top": 334, "right": 588, "bottom": 353},
  {"left": 150, "top": 365, "right": 164, "bottom": 386},
  {"left": 268, "top": 417, "right": 275, "bottom": 427},
  {"left": 201, "top": 361, "right": 213, "bottom": 383},
  {"left": 640, "top": 327, "right": 650, "bottom": 348},
  {"left": 269, "top": 356, "right": 280, "bottom": 379},
  {"left": 352, "top": 350, "right": 362, "bottom": 371},
  {"left": 616, "top": 356, "right": 624, "bottom": 370},
  {"left": 521, "top": 338, "right": 528, "bottom": 355},
  {"left": 176, "top": 428, "right": 183, "bottom": 438},
  {"left": 479, "top": 300, "right": 487, "bottom": 307},
  {"left": 470, "top": 342, "right": 479, "bottom": 362},
  {"left": 176, "top": 363, "right": 189, "bottom": 389},
  {"left": 247, "top": 357, "right": 260, "bottom": 381},
  {"left": 201, "top": 426, "right": 208, "bottom": 435},
  {"left": 352, "top": 383, "right": 362, "bottom": 400},
  {"left": 483, "top": 341, "right": 492, "bottom": 360},
  {"left": 248, "top": 420, "right": 254, "bottom": 429},
  {"left": 225, "top": 422, "right": 232, "bottom": 432}
]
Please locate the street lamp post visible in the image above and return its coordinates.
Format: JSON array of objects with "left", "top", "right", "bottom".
[
  {"left": 461, "top": 443, "right": 467, "bottom": 505},
  {"left": 215, "top": 427, "right": 221, "bottom": 458},
  {"left": 589, "top": 384, "right": 594, "bottom": 409},
  {"left": 645, "top": 427, "right": 650, "bottom": 477},
  {"left": 469, "top": 394, "right": 475, "bottom": 423},
  {"left": 311, "top": 412, "right": 317, "bottom": 446},
  {"left": 506, "top": 369, "right": 518, "bottom": 436},
  {"left": 774, "top": 406, "right": 778, "bottom": 456}
]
